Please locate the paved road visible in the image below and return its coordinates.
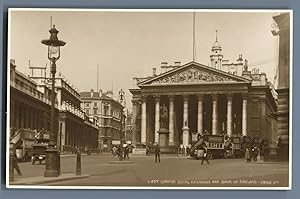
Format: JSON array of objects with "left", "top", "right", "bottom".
[{"left": 15, "top": 153, "right": 289, "bottom": 187}]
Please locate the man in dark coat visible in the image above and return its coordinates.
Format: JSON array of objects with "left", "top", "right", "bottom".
[
  {"left": 200, "top": 145, "right": 210, "bottom": 165},
  {"left": 13, "top": 151, "right": 22, "bottom": 175},
  {"left": 124, "top": 145, "right": 129, "bottom": 159},
  {"left": 154, "top": 144, "right": 160, "bottom": 163}
]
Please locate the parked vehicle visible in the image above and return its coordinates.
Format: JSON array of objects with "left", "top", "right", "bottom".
[
  {"left": 224, "top": 136, "right": 243, "bottom": 158},
  {"left": 31, "top": 143, "right": 47, "bottom": 165},
  {"left": 204, "top": 134, "right": 225, "bottom": 159},
  {"left": 190, "top": 134, "right": 225, "bottom": 159},
  {"left": 190, "top": 137, "right": 206, "bottom": 159}
]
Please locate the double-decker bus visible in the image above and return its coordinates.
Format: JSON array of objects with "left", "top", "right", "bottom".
[{"left": 203, "top": 134, "right": 225, "bottom": 159}]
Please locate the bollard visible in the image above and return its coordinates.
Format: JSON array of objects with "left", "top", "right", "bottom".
[
  {"left": 76, "top": 149, "right": 81, "bottom": 175},
  {"left": 57, "top": 151, "right": 61, "bottom": 176},
  {"left": 9, "top": 142, "right": 15, "bottom": 182}
]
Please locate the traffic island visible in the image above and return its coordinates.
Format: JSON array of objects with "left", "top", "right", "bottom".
[{"left": 9, "top": 173, "right": 89, "bottom": 186}]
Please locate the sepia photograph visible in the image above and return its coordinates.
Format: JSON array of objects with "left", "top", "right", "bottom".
[{"left": 6, "top": 9, "right": 292, "bottom": 189}]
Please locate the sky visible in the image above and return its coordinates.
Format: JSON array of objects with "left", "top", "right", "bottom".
[{"left": 9, "top": 9, "right": 281, "bottom": 110}]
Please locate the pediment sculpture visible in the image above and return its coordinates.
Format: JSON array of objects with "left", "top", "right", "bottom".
[{"left": 150, "top": 67, "right": 234, "bottom": 85}]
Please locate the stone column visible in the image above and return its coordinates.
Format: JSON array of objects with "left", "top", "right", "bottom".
[
  {"left": 182, "top": 96, "right": 189, "bottom": 146},
  {"left": 242, "top": 95, "right": 247, "bottom": 136},
  {"left": 141, "top": 96, "right": 147, "bottom": 144},
  {"left": 24, "top": 106, "right": 28, "bottom": 128},
  {"left": 10, "top": 100, "right": 15, "bottom": 128},
  {"left": 59, "top": 117, "right": 65, "bottom": 151},
  {"left": 227, "top": 95, "right": 233, "bottom": 136},
  {"left": 15, "top": 103, "right": 19, "bottom": 129},
  {"left": 197, "top": 95, "right": 203, "bottom": 134},
  {"left": 131, "top": 101, "right": 138, "bottom": 144},
  {"left": 30, "top": 109, "right": 33, "bottom": 129},
  {"left": 212, "top": 95, "right": 218, "bottom": 135},
  {"left": 154, "top": 96, "right": 160, "bottom": 144},
  {"left": 273, "top": 13, "right": 290, "bottom": 161},
  {"left": 169, "top": 95, "right": 175, "bottom": 145},
  {"left": 20, "top": 104, "right": 24, "bottom": 128}
]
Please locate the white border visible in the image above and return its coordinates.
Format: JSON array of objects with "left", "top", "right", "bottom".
[{"left": 6, "top": 8, "right": 293, "bottom": 190}]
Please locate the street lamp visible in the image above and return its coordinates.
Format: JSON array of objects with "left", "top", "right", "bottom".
[
  {"left": 119, "top": 89, "right": 125, "bottom": 161},
  {"left": 41, "top": 25, "right": 66, "bottom": 177}
]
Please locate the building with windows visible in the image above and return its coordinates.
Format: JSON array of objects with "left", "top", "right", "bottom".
[
  {"left": 272, "top": 13, "right": 290, "bottom": 161},
  {"left": 10, "top": 60, "right": 99, "bottom": 158},
  {"left": 80, "top": 89, "right": 124, "bottom": 152},
  {"left": 130, "top": 36, "right": 278, "bottom": 155}
]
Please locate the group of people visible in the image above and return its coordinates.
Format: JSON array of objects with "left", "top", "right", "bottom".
[
  {"left": 244, "top": 147, "right": 260, "bottom": 162},
  {"left": 111, "top": 145, "right": 130, "bottom": 159}
]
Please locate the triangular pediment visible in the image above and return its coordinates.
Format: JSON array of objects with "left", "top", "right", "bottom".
[{"left": 138, "top": 62, "right": 250, "bottom": 86}]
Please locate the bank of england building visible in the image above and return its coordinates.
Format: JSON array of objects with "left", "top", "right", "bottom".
[{"left": 130, "top": 37, "right": 278, "bottom": 155}]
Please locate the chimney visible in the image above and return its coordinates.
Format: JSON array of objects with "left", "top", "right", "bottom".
[
  {"left": 161, "top": 62, "right": 168, "bottom": 68},
  {"left": 90, "top": 89, "right": 94, "bottom": 97},
  {"left": 10, "top": 59, "right": 16, "bottom": 66},
  {"left": 152, "top": 68, "right": 157, "bottom": 76},
  {"left": 260, "top": 73, "right": 267, "bottom": 85},
  {"left": 174, "top": 61, "right": 181, "bottom": 67},
  {"left": 99, "top": 89, "right": 102, "bottom": 97}
]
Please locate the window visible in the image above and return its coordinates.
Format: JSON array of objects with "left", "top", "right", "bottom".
[
  {"left": 85, "top": 103, "right": 90, "bottom": 107},
  {"left": 94, "top": 102, "right": 97, "bottom": 107},
  {"left": 86, "top": 109, "right": 90, "bottom": 115},
  {"left": 104, "top": 107, "right": 108, "bottom": 116},
  {"left": 93, "top": 109, "right": 97, "bottom": 115}
]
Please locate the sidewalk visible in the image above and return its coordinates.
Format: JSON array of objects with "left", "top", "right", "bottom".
[
  {"left": 249, "top": 160, "right": 289, "bottom": 165},
  {"left": 10, "top": 173, "right": 89, "bottom": 186}
]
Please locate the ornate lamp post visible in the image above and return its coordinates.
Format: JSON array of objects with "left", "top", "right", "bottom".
[
  {"left": 119, "top": 89, "right": 125, "bottom": 161},
  {"left": 41, "top": 25, "right": 66, "bottom": 177}
]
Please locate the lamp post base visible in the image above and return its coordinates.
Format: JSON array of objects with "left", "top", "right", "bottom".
[{"left": 44, "top": 147, "right": 59, "bottom": 177}]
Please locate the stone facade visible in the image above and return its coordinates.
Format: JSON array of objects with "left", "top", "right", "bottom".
[
  {"left": 272, "top": 13, "right": 290, "bottom": 161},
  {"left": 10, "top": 60, "right": 99, "bottom": 156},
  {"left": 130, "top": 39, "right": 278, "bottom": 154},
  {"left": 80, "top": 90, "right": 124, "bottom": 152}
]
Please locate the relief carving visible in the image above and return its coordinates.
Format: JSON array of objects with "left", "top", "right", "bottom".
[{"left": 151, "top": 67, "right": 232, "bottom": 84}]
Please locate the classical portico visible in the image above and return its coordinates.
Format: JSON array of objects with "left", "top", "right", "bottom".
[{"left": 130, "top": 62, "right": 251, "bottom": 149}]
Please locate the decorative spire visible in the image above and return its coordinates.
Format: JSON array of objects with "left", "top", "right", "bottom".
[{"left": 216, "top": 29, "right": 218, "bottom": 42}]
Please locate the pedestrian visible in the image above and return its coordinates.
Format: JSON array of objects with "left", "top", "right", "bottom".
[
  {"left": 180, "top": 144, "right": 184, "bottom": 156},
  {"left": 245, "top": 148, "right": 251, "bottom": 163},
  {"left": 252, "top": 147, "right": 259, "bottom": 161},
  {"left": 13, "top": 151, "right": 22, "bottom": 176},
  {"left": 201, "top": 146, "right": 210, "bottom": 165},
  {"left": 124, "top": 146, "right": 129, "bottom": 159},
  {"left": 154, "top": 144, "right": 160, "bottom": 163},
  {"left": 146, "top": 145, "right": 149, "bottom": 155}
]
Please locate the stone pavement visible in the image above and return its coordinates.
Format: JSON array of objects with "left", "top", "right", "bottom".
[
  {"left": 10, "top": 173, "right": 89, "bottom": 186},
  {"left": 8, "top": 153, "right": 289, "bottom": 187}
]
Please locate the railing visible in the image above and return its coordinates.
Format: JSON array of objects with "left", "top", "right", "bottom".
[
  {"left": 61, "top": 101, "right": 85, "bottom": 119},
  {"left": 11, "top": 83, "right": 52, "bottom": 105}
]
